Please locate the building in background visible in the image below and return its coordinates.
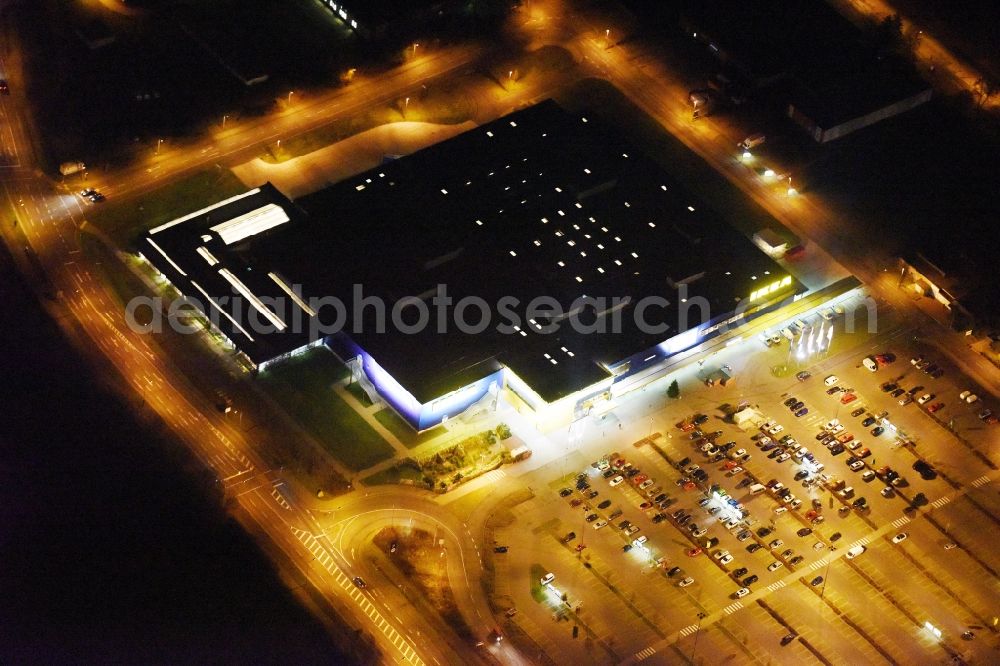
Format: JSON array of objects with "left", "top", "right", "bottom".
[{"left": 142, "top": 101, "right": 806, "bottom": 432}]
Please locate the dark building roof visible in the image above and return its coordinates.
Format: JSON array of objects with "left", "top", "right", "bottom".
[
  {"left": 682, "top": 0, "right": 929, "bottom": 128},
  {"left": 145, "top": 101, "right": 799, "bottom": 403},
  {"left": 680, "top": 0, "right": 861, "bottom": 84},
  {"left": 789, "top": 57, "right": 930, "bottom": 130}
]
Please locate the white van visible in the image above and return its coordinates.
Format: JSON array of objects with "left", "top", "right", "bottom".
[
  {"left": 845, "top": 545, "right": 867, "bottom": 560},
  {"left": 782, "top": 327, "right": 797, "bottom": 341},
  {"left": 838, "top": 486, "right": 855, "bottom": 499},
  {"left": 748, "top": 483, "right": 766, "bottom": 495},
  {"left": 862, "top": 356, "right": 878, "bottom": 372}
]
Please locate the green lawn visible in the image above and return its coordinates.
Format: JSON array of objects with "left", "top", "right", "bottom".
[
  {"left": 258, "top": 348, "right": 395, "bottom": 471},
  {"left": 373, "top": 407, "right": 439, "bottom": 449},
  {"left": 87, "top": 169, "right": 248, "bottom": 245},
  {"left": 361, "top": 463, "right": 424, "bottom": 487}
]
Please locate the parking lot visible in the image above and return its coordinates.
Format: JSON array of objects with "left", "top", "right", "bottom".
[{"left": 494, "top": 299, "right": 998, "bottom": 664}]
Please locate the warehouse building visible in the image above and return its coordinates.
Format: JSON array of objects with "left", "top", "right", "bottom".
[{"left": 143, "top": 101, "right": 804, "bottom": 431}]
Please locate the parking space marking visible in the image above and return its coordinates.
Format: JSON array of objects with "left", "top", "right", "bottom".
[
  {"left": 890, "top": 516, "right": 911, "bottom": 529},
  {"left": 847, "top": 537, "right": 869, "bottom": 550},
  {"left": 766, "top": 580, "right": 787, "bottom": 592},
  {"left": 633, "top": 646, "right": 657, "bottom": 661},
  {"left": 971, "top": 475, "right": 990, "bottom": 488},
  {"left": 930, "top": 496, "right": 951, "bottom": 509}
]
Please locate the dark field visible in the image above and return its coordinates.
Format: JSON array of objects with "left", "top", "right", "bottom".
[{"left": 0, "top": 243, "right": 354, "bottom": 663}]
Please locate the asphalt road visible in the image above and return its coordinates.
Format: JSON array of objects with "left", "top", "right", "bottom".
[{"left": 3, "top": 2, "right": 998, "bottom": 665}]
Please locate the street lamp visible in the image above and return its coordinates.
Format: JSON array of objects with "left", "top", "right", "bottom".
[
  {"left": 287, "top": 91, "right": 295, "bottom": 105},
  {"left": 412, "top": 43, "right": 419, "bottom": 57},
  {"left": 222, "top": 115, "right": 229, "bottom": 129},
  {"left": 786, "top": 176, "right": 797, "bottom": 197},
  {"left": 156, "top": 138, "right": 163, "bottom": 155}
]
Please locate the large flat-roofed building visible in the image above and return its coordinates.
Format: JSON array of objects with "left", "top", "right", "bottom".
[
  {"left": 316, "top": 0, "right": 461, "bottom": 41},
  {"left": 681, "top": 0, "right": 931, "bottom": 142},
  {"left": 143, "top": 101, "right": 804, "bottom": 431}
]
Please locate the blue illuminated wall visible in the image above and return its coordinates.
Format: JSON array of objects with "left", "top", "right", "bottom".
[{"left": 326, "top": 335, "right": 502, "bottom": 432}]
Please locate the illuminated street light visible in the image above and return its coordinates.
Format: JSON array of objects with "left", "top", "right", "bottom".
[
  {"left": 741, "top": 150, "right": 753, "bottom": 162},
  {"left": 156, "top": 138, "right": 163, "bottom": 155},
  {"left": 764, "top": 168, "right": 775, "bottom": 179},
  {"left": 412, "top": 43, "right": 419, "bottom": 57},
  {"left": 287, "top": 91, "right": 295, "bottom": 105},
  {"left": 787, "top": 176, "right": 797, "bottom": 196},
  {"left": 222, "top": 115, "right": 229, "bottom": 129}
]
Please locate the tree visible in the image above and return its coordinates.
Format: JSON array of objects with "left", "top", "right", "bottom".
[{"left": 667, "top": 380, "right": 680, "bottom": 399}]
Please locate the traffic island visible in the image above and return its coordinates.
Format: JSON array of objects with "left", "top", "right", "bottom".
[{"left": 372, "top": 527, "right": 475, "bottom": 643}]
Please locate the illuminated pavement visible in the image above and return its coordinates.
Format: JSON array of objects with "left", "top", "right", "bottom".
[{"left": 3, "top": 3, "right": 999, "bottom": 665}]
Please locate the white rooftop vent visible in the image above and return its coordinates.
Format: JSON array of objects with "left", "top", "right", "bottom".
[{"left": 210, "top": 204, "right": 290, "bottom": 245}]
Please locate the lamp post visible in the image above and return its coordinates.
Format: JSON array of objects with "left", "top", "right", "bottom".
[
  {"left": 222, "top": 115, "right": 229, "bottom": 129},
  {"left": 156, "top": 138, "right": 163, "bottom": 155},
  {"left": 287, "top": 91, "right": 295, "bottom": 105},
  {"left": 412, "top": 43, "right": 419, "bottom": 57}
]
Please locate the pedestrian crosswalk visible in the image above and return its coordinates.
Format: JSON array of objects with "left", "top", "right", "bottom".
[
  {"left": 847, "top": 537, "right": 869, "bottom": 552},
  {"left": 478, "top": 469, "right": 506, "bottom": 485},
  {"left": 890, "top": 515, "right": 912, "bottom": 529},
  {"left": 271, "top": 482, "right": 292, "bottom": 510},
  {"left": 971, "top": 475, "right": 991, "bottom": 488},
  {"left": 930, "top": 496, "right": 951, "bottom": 509},
  {"left": 723, "top": 601, "right": 744, "bottom": 615},
  {"left": 678, "top": 624, "right": 699, "bottom": 638},
  {"left": 766, "top": 580, "right": 787, "bottom": 592},
  {"left": 634, "top": 646, "right": 657, "bottom": 661},
  {"left": 808, "top": 558, "right": 830, "bottom": 572},
  {"left": 293, "top": 529, "right": 425, "bottom": 665}
]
